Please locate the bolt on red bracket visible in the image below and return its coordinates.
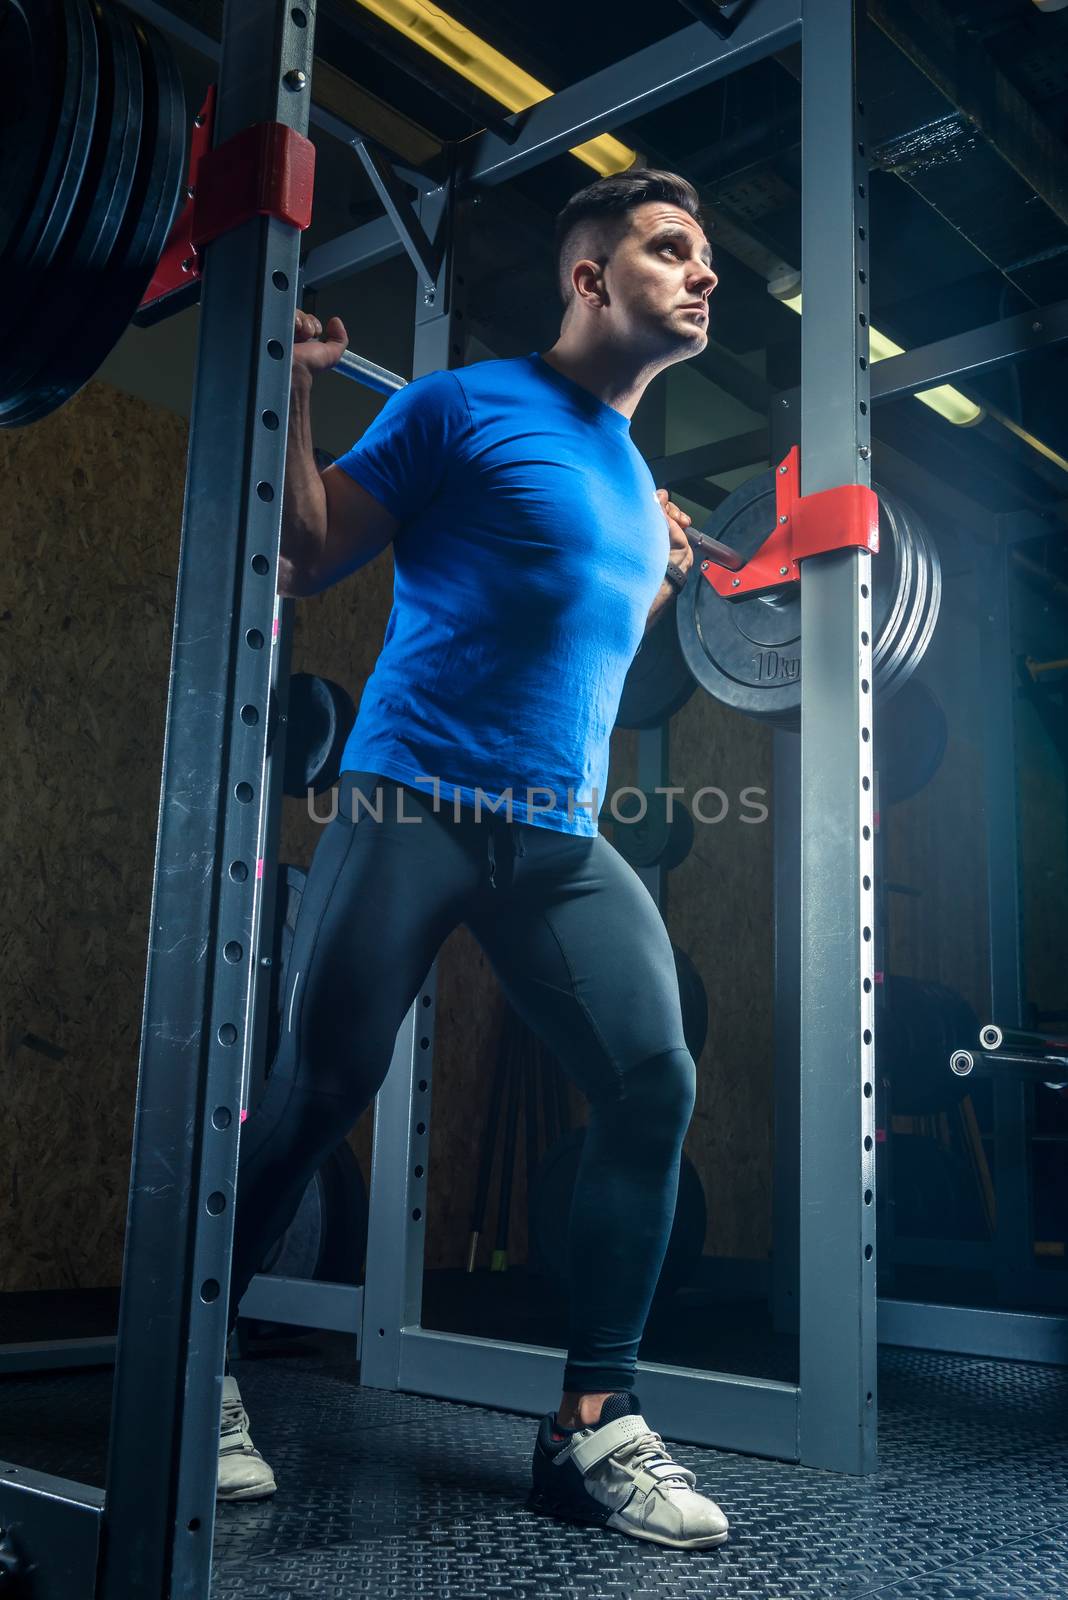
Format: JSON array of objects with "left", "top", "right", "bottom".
[
  {"left": 702, "top": 445, "right": 880, "bottom": 599},
  {"left": 137, "top": 84, "right": 316, "bottom": 324}
]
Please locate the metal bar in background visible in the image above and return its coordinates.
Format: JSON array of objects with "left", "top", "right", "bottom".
[
  {"left": 0, "top": 1468, "right": 103, "bottom": 1600},
  {"left": 394, "top": 1329, "right": 801, "bottom": 1458},
  {"left": 239, "top": 1277, "right": 364, "bottom": 1345},
  {"left": 0, "top": 1339, "right": 116, "bottom": 1376},
  {"left": 878, "top": 1301, "right": 1068, "bottom": 1365},
  {"left": 976, "top": 530, "right": 1035, "bottom": 1306},
  {"left": 99, "top": 3, "right": 315, "bottom": 1595},
  {"left": 304, "top": 0, "right": 801, "bottom": 291},
  {"left": 302, "top": 213, "right": 412, "bottom": 291},
  {"left": 454, "top": 0, "right": 803, "bottom": 189},
  {"left": 798, "top": 0, "right": 878, "bottom": 1474},
  {"left": 871, "top": 299, "right": 1068, "bottom": 403},
  {"left": 353, "top": 138, "right": 442, "bottom": 288},
  {"left": 647, "top": 427, "right": 770, "bottom": 488},
  {"left": 358, "top": 181, "right": 462, "bottom": 1391},
  {"left": 771, "top": 726, "right": 801, "bottom": 1342},
  {"left": 121, "top": 0, "right": 442, "bottom": 180}
]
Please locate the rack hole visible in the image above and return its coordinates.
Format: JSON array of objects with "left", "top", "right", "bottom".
[
  {"left": 218, "top": 1023, "right": 237, "bottom": 1046},
  {"left": 267, "top": 339, "right": 284, "bottom": 360}
]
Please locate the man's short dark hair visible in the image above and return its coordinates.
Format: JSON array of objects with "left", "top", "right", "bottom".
[{"left": 553, "top": 168, "right": 705, "bottom": 306}]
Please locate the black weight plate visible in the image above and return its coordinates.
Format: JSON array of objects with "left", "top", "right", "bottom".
[
  {"left": 0, "top": 0, "right": 98, "bottom": 383},
  {"left": 673, "top": 943, "right": 709, "bottom": 1061},
  {"left": 261, "top": 1165, "right": 327, "bottom": 1279},
  {"left": 0, "top": 0, "right": 90, "bottom": 286},
  {"left": 615, "top": 603, "right": 698, "bottom": 729},
  {"left": 875, "top": 676, "right": 948, "bottom": 807},
  {"left": 0, "top": 0, "right": 65, "bottom": 267},
  {"left": 67, "top": 3, "right": 143, "bottom": 277},
  {"left": 318, "top": 1140, "right": 369, "bottom": 1283},
  {"left": 0, "top": 0, "right": 142, "bottom": 420},
  {"left": 529, "top": 1127, "right": 706, "bottom": 1300},
  {"left": 661, "top": 802, "right": 695, "bottom": 872},
  {"left": 283, "top": 674, "right": 357, "bottom": 797},
  {"left": 2, "top": 4, "right": 185, "bottom": 427},
  {"left": 675, "top": 472, "right": 919, "bottom": 724},
  {"left": 612, "top": 790, "right": 694, "bottom": 871}
]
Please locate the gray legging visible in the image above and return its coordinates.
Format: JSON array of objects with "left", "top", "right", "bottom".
[{"left": 228, "top": 770, "right": 697, "bottom": 1394}]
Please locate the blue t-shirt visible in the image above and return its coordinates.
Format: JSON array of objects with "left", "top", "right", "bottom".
[{"left": 334, "top": 352, "right": 668, "bottom": 836}]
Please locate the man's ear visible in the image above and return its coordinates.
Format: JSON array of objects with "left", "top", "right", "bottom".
[{"left": 572, "top": 259, "right": 607, "bottom": 308}]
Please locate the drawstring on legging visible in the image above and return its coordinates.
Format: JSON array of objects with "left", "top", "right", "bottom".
[{"left": 487, "top": 830, "right": 497, "bottom": 888}]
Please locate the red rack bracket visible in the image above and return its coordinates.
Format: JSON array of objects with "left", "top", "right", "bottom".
[
  {"left": 139, "top": 84, "right": 315, "bottom": 319},
  {"left": 702, "top": 445, "right": 880, "bottom": 599}
]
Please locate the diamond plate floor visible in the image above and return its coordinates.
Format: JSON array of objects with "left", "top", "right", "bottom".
[{"left": 2, "top": 1338, "right": 1068, "bottom": 1597}]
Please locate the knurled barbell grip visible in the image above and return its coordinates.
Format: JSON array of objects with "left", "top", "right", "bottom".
[{"left": 686, "top": 527, "right": 745, "bottom": 572}]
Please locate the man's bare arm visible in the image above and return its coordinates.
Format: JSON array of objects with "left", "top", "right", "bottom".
[{"left": 278, "top": 313, "right": 398, "bottom": 598}]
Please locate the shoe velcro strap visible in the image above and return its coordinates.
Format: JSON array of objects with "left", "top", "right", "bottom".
[{"left": 564, "top": 1413, "right": 647, "bottom": 1474}]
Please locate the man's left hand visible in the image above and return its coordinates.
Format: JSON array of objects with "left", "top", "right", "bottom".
[{"left": 656, "top": 488, "right": 694, "bottom": 583}]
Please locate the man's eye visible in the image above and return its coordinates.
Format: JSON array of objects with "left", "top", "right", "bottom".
[{"left": 660, "top": 242, "right": 680, "bottom": 256}]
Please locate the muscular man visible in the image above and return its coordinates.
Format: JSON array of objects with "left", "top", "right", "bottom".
[{"left": 217, "top": 167, "right": 728, "bottom": 1551}]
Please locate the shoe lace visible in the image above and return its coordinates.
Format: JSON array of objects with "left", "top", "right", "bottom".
[
  {"left": 220, "top": 1398, "right": 248, "bottom": 1436},
  {"left": 613, "top": 1425, "right": 695, "bottom": 1490}
]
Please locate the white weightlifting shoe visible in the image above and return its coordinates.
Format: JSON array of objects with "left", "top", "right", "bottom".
[
  {"left": 528, "top": 1390, "right": 728, "bottom": 1550},
  {"left": 216, "top": 1375, "right": 277, "bottom": 1502}
]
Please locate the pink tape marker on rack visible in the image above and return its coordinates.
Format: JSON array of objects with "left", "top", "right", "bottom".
[
  {"left": 256, "top": 858, "right": 264, "bottom": 879},
  {"left": 240, "top": 1108, "right": 248, "bottom": 1123},
  {"left": 273, "top": 617, "right": 279, "bottom": 638}
]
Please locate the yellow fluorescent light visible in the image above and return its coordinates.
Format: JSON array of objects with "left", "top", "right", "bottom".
[
  {"left": 867, "top": 325, "right": 983, "bottom": 426},
  {"left": 354, "top": 0, "right": 637, "bottom": 175},
  {"left": 775, "top": 292, "right": 983, "bottom": 427}
]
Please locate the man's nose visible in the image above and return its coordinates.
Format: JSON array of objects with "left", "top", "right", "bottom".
[{"left": 691, "top": 266, "right": 719, "bottom": 298}]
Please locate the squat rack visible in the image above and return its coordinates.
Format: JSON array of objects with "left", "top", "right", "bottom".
[{"left": 2, "top": 0, "right": 1067, "bottom": 1595}]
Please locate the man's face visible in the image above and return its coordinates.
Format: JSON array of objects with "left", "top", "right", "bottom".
[{"left": 597, "top": 203, "right": 718, "bottom": 357}]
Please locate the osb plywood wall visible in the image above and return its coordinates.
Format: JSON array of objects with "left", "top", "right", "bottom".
[{"left": 2, "top": 382, "right": 190, "bottom": 1291}]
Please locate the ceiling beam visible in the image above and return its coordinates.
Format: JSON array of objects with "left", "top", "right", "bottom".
[{"left": 868, "top": 0, "right": 1068, "bottom": 230}]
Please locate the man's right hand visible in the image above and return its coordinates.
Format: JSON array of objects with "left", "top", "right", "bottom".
[{"left": 292, "top": 310, "right": 348, "bottom": 376}]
